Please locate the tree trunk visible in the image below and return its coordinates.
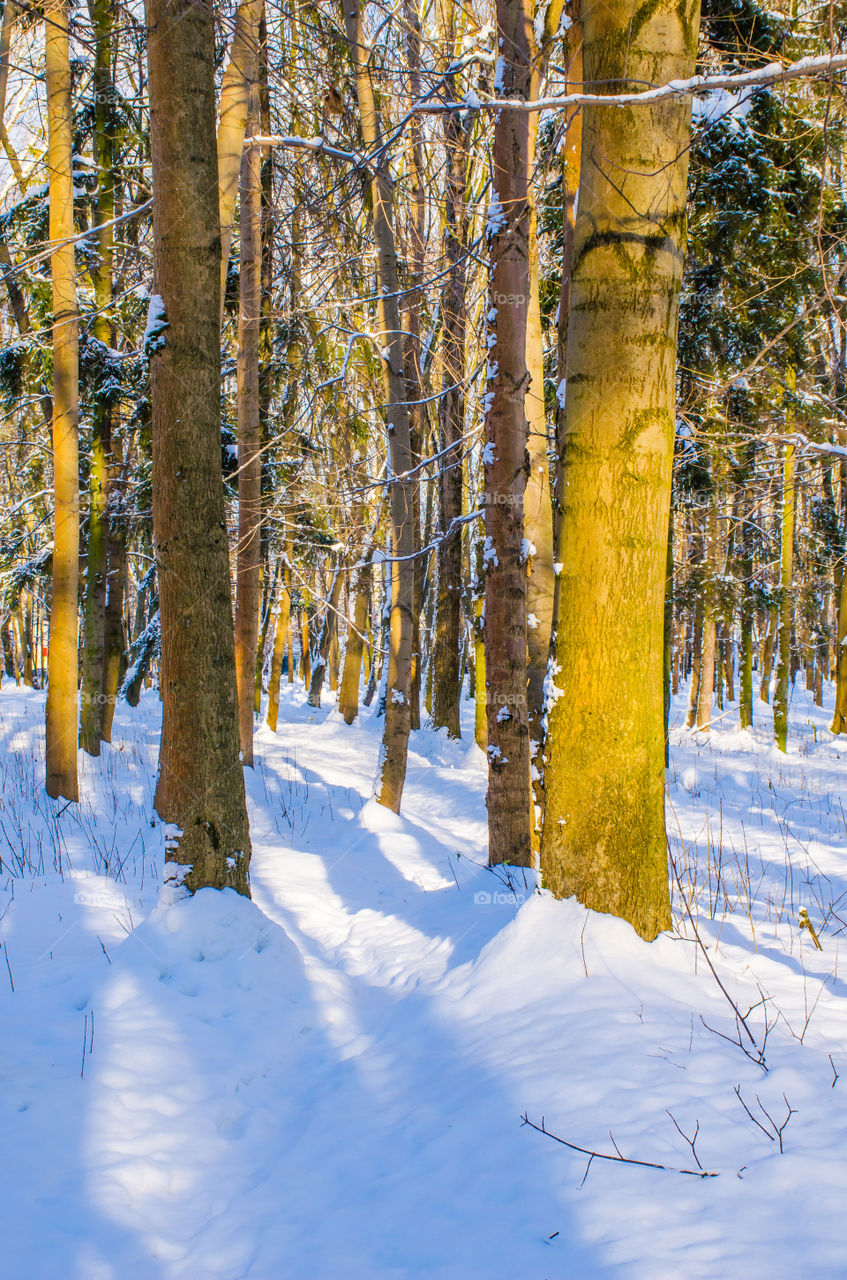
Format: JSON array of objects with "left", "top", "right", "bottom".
[
  {"left": 80, "top": 0, "right": 115, "bottom": 757},
  {"left": 696, "top": 614, "right": 716, "bottom": 729},
  {"left": 307, "top": 567, "right": 343, "bottom": 708},
  {"left": 44, "top": 0, "right": 79, "bottom": 802},
  {"left": 339, "top": 539, "right": 374, "bottom": 725},
  {"left": 343, "top": 0, "right": 416, "bottom": 812},
  {"left": 146, "top": 0, "right": 251, "bottom": 893},
  {"left": 524, "top": 0, "right": 563, "bottom": 825},
  {"left": 234, "top": 95, "right": 262, "bottom": 767},
  {"left": 759, "top": 607, "right": 776, "bottom": 702},
  {"left": 540, "top": 0, "right": 700, "bottom": 939},
  {"left": 483, "top": 0, "right": 534, "bottom": 868},
  {"left": 431, "top": 13, "right": 467, "bottom": 740},
  {"left": 266, "top": 548, "right": 292, "bottom": 733},
  {"left": 774, "top": 422, "right": 795, "bottom": 751},
  {"left": 216, "top": 0, "right": 262, "bottom": 315},
  {"left": 663, "top": 502, "right": 674, "bottom": 764}
]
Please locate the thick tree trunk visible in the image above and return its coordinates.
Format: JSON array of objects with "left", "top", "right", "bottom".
[
  {"left": 483, "top": 0, "right": 534, "bottom": 868},
  {"left": 541, "top": 0, "right": 700, "bottom": 939},
  {"left": 234, "top": 97, "right": 262, "bottom": 767},
  {"left": 44, "top": 0, "right": 79, "bottom": 802},
  {"left": 146, "top": 0, "right": 251, "bottom": 893},
  {"left": 343, "top": 0, "right": 416, "bottom": 812}
]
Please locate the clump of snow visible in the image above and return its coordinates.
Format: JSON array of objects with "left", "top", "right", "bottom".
[{"left": 143, "top": 292, "right": 168, "bottom": 358}]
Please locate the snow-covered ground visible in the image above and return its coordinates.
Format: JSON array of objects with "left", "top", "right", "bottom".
[{"left": 2, "top": 678, "right": 847, "bottom": 1278}]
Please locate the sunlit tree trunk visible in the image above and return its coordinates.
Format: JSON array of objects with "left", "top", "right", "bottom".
[
  {"left": 44, "top": 0, "right": 79, "bottom": 802},
  {"left": 774, "top": 412, "right": 795, "bottom": 751},
  {"left": 541, "top": 0, "right": 700, "bottom": 939},
  {"left": 146, "top": 0, "right": 251, "bottom": 893},
  {"left": 266, "top": 546, "right": 292, "bottom": 733},
  {"left": 343, "top": 0, "right": 415, "bottom": 812},
  {"left": 217, "top": 0, "right": 262, "bottom": 315},
  {"left": 234, "top": 94, "right": 262, "bottom": 766}
]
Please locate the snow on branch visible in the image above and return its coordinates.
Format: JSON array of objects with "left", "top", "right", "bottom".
[{"left": 420, "top": 51, "right": 847, "bottom": 115}]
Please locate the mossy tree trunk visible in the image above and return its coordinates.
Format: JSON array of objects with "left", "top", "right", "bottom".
[
  {"left": 540, "top": 0, "right": 700, "bottom": 939},
  {"left": 146, "top": 0, "right": 251, "bottom": 893},
  {"left": 44, "top": 0, "right": 79, "bottom": 802},
  {"left": 79, "top": 0, "right": 114, "bottom": 756}
]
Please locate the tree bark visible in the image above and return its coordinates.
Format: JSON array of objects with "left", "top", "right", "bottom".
[
  {"left": 80, "top": 0, "right": 115, "bottom": 757},
  {"left": 234, "top": 94, "right": 262, "bottom": 766},
  {"left": 343, "top": 0, "right": 416, "bottom": 812},
  {"left": 774, "top": 425, "right": 795, "bottom": 751},
  {"left": 307, "top": 565, "right": 344, "bottom": 708},
  {"left": 146, "top": 0, "right": 251, "bottom": 893},
  {"left": 266, "top": 547, "right": 292, "bottom": 733},
  {"left": 540, "top": 0, "right": 700, "bottom": 939},
  {"left": 431, "top": 8, "right": 467, "bottom": 740},
  {"left": 217, "top": 0, "right": 262, "bottom": 316},
  {"left": 482, "top": 0, "right": 534, "bottom": 868},
  {"left": 524, "top": 0, "right": 564, "bottom": 825},
  {"left": 44, "top": 0, "right": 79, "bottom": 802}
]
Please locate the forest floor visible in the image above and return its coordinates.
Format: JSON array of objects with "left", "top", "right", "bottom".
[{"left": 1, "top": 679, "right": 846, "bottom": 1278}]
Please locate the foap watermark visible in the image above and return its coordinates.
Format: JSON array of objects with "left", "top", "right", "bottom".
[{"left": 473, "top": 888, "right": 532, "bottom": 906}]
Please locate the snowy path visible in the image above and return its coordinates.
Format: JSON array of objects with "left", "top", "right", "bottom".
[{"left": 2, "top": 684, "right": 847, "bottom": 1278}]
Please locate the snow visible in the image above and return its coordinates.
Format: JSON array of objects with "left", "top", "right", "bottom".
[
  {"left": 3, "top": 682, "right": 847, "bottom": 1276},
  {"left": 142, "top": 293, "right": 168, "bottom": 358},
  {"left": 486, "top": 193, "right": 506, "bottom": 236}
]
